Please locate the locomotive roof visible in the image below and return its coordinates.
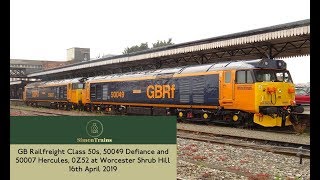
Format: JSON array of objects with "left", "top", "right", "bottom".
[
  {"left": 25, "top": 58, "right": 287, "bottom": 86},
  {"left": 25, "top": 77, "right": 84, "bottom": 88},
  {"left": 88, "top": 58, "right": 287, "bottom": 82}
]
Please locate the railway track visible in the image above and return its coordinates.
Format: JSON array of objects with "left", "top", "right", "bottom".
[
  {"left": 10, "top": 104, "right": 105, "bottom": 116},
  {"left": 10, "top": 99, "right": 310, "bottom": 135},
  {"left": 10, "top": 99, "right": 25, "bottom": 106},
  {"left": 10, "top": 106, "right": 71, "bottom": 116},
  {"left": 179, "top": 119, "right": 309, "bottom": 135},
  {"left": 177, "top": 129, "right": 310, "bottom": 158},
  {"left": 185, "top": 121, "right": 299, "bottom": 134}
]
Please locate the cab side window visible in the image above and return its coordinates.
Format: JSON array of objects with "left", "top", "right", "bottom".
[
  {"left": 224, "top": 71, "right": 231, "bottom": 83},
  {"left": 247, "top": 71, "right": 253, "bottom": 83},
  {"left": 236, "top": 71, "right": 246, "bottom": 83},
  {"left": 236, "top": 70, "right": 253, "bottom": 84}
]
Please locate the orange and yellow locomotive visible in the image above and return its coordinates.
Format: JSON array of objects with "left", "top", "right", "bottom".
[{"left": 23, "top": 58, "right": 304, "bottom": 128}]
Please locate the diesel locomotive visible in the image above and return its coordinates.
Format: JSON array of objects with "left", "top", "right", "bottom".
[{"left": 23, "top": 58, "right": 304, "bottom": 128}]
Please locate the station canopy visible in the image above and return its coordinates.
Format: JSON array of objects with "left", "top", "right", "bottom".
[{"left": 27, "top": 19, "right": 309, "bottom": 80}]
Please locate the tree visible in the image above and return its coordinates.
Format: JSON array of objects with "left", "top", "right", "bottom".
[
  {"left": 122, "top": 42, "right": 149, "bottom": 54},
  {"left": 122, "top": 38, "right": 175, "bottom": 55},
  {"left": 152, "top": 38, "right": 174, "bottom": 48}
]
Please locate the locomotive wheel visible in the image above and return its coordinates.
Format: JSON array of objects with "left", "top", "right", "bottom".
[
  {"left": 291, "top": 116, "right": 308, "bottom": 134},
  {"left": 176, "top": 118, "right": 183, "bottom": 123},
  {"left": 66, "top": 103, "right": 71, "bottom": 111},
  {"left": 78, "top": 105, "right": 83, "bottom": 111},
  {"left": 290, "top": 114, "right": 308, "bottom": 134},
  {"left": 292, "top": 123, "right": 307, "bottom": 134}
]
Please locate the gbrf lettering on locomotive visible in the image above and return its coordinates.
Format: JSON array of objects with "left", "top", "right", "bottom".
[{"left": 147, "top": 84, "right": 175, "bottom": 99}]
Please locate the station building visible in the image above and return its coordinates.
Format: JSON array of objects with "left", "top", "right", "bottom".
[{"left": 10, "top": 47, "right": 91, "bottom": 99}]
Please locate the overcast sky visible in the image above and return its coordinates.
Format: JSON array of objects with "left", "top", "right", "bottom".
[{"left": 10, "top": 0, "right": 310, "bottom": 83}]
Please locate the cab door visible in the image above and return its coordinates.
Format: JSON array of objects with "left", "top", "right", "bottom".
[
  {"left": 67, "top": 84, "right": 72, "bottom": 102},
  {"left": 70, "top": 84, "right": 77, "bottom": 103},
  {"left": 220, "top": 70, "right": 234, "bottom": 106},
  {"left": 82, "top": 82, "right": 90, "bottom": 104}
]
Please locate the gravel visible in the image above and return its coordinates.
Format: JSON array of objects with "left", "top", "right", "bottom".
[
  {"left": 178, "top": 160, "right": 247, "bottom": 180},
  {"left": 178, "top": 138, "right": 310, "bottom": 179},
  {"left": 178, "top": 123, "right": 310, "bottom": 145}
]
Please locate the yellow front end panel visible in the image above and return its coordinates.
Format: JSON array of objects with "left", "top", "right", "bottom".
[
  {"left": 70, "top": 89, "right": 82, "bottom": 104},
  {"left": 254, "top": 82, "right": 295, "bottom": 112},
  {"left": 253, "top": 114, "right": 292, "bottom": 127}
]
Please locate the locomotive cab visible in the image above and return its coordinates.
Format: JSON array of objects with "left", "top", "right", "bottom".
[
  {"left": 69, "top": 82, "right": 85, "bottom": 106},
  {"left": 250, "top": 59, "right": 303, "bottom": 127},
  {"left": 220, "top": 59, "right": 304, "bottom": 127}
]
